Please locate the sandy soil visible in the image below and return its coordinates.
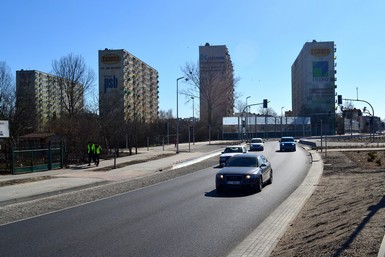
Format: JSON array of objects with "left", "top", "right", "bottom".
[{"left": 270, "top": 149, "right": 385, "bottom": 257}]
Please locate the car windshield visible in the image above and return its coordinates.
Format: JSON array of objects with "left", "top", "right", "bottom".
[
  {"left": 223, "top": 147, "right": 243, "bottom": 153},
  {"left": 281, "top": 137, "right": 294, "bottom": 142},
  {"left": 251, "top": 139, "right": 262, "bottom": 143},
  {"left": 227, "top": 157, "right": 258, "bottom": 167}
]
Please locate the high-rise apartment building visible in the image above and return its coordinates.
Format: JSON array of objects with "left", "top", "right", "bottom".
[
  {"left": 98, "top": 49, "right": 159, "bottom": 124},
  {"left": 199, "top": 43, "right": 234, "bottom": 128},
  {"left": 291, "top": 40, "right": 337, "bottom": 135},
  {"left": 16, "top": 70, "right": 81, "bottom": 131}
]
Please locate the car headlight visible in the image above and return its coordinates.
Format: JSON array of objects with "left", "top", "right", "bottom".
[
  {"left": 217, "top": 174, "right": 224, "bottom": 179},
  {"left": 245, "top": 175, "right": 252, "bottom": 180}
]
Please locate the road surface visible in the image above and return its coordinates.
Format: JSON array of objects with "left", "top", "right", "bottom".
[{"left": 0, "top": 141, "right": 310, "bottom": 257}]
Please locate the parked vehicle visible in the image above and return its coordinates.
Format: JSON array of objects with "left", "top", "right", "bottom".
[
  {"left": 216, "top": 153, "right": 273, "bottom": 193},
  {"left": 219, "top": 145, "right": 247, "bottom": 167}
]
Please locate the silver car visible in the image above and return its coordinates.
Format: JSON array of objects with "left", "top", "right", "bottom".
[
  {"left": 216, "top": 153, "right": 273, "bottom": 193},
  {"left": 218, "top": 145, "right": 247, "bottom": 167}
]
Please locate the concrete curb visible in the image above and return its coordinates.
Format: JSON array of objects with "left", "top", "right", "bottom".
[
  {"left": 378, "top": 235, "right": 385, "bottom": 257},
  {"left": 172, "top": 150, "right": 221, "bottom": 169},
  {"left": 227, "top": 148, "right": 323, "bottom": 257}
]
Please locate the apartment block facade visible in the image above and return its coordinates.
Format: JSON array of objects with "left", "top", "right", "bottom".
[
  {"left": 16, "top": 70, "right": 81, "bottom": 131},
  {"left": 291, "top": 40, "right": 337, "bottom": 135},
  {"left": 98, "top": 49, "right": 159, "bottom": 124},
  {"left": 199, "top": 43, "right": 234, "bottom": 128}
]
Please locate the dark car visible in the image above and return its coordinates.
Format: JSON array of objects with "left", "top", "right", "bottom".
[
  {"left": 279, "top": 136, "right": 296, "bottom": 151},
  {"left": 216, "top": 153, "right": 273, "bottom": 193}
]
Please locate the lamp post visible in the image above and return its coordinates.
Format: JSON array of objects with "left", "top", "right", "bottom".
[
  {"left": 281, "top": 107, "right": 284, "bottom": 137},
  {"left": 246, "top": 96, "right": 251, "bottom": 112},
  {"left": 191, "top": 96, "right": 195, "bottom": 145},
  {"left": 176, "top": 76, "right": 184, "bottom": 154},
  {"left": 245, "top": 96, "right": 251, "bottom": 141}
]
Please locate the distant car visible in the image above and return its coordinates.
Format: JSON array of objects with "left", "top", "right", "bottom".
[
  {"left": 279, "top": 136, "right": 296, "bottom": 152},
  {"left": 216, "top": 153, "right": 273, "bottom": 193},
  {"left": 376, "top": 130, "right": 385, "bottom": 135},
  {"left": 219, "top": 145, "right": 247, "bottom": 167},
  {"left": 249, "top": 138, "right": 264, "bottom": 151}
]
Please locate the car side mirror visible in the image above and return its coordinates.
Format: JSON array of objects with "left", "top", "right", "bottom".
[{"left": 260, "top": 163, "right": 267, "bottom": 168}]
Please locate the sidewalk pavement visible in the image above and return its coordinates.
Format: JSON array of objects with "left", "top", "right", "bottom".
[{"left": 0, "top": 141, "right": 225, "bottom": 207}]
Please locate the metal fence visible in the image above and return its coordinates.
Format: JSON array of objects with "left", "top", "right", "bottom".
[
  {"left": 222, "top": 116, "right": 312, "bottom": 140},
  {"left": 9, "top": 141, "right": 64, "bottom": 175}
]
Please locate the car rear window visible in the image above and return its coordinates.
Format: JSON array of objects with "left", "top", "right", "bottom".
[{"left": 224, "top": 147, "right": 243, "bottom": 153}]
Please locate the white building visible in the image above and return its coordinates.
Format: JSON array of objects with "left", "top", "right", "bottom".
[
  {"left": 98, "top": 49, "right": 159, "bottom": 124},
  {"left": 291, "top": 40, "right": 337, "bottom": 135}
]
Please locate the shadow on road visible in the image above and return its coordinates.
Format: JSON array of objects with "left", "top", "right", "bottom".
[{"left": 204, "top": 189, "right": 255, "bottom": 198}]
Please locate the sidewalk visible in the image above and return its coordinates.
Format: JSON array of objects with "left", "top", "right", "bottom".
[{"left": 0, "top": 141, "right": 225, "bottom": 207}]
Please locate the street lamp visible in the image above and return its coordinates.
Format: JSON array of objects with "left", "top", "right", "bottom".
[
  {"left": 245, "top": 96, "right": 251, "bottom": 141},
  {"left": 281, "top": 107, "right": 285, "bottom": 137},
  {"left": 176, "top": 76, "right": 184, "bottom": 154},
  {"left": 191, "top": 96, "right": 195, "bottom": 145},
  {"left": 246, "top": 96, "right": 251, "bottom": 113}
]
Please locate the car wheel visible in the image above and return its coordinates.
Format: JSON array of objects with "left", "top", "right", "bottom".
[
  {"left": 267, "top": 169, "right": 273, "bottom": 185},
  {"left": 256, "top": 176, "right": 263, "bottom": 192}
]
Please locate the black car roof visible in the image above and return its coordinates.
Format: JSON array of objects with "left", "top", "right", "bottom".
[{"left": 230, "top": 153, "right": 261, "bottom": 158}]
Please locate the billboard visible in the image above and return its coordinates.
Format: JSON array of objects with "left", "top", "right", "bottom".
[
  {"left": 0, "top": 120, "right": 9, "bottom": 138},
  {"left": 99, "top": 50, "right": 124, "bottom": 94},
  {"left": 312, "top": 61, "right": 329, "bottom": 78}
]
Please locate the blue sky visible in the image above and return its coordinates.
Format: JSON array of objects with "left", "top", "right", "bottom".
[{"left": 2, "top": 0, "right": 385, "bottom": 120}]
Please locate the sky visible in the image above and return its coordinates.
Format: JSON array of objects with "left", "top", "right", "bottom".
[{"left": 1, "top": 0, "right": 385, "bottom": 120}]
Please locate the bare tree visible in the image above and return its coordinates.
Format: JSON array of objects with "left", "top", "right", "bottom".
[
  {"left": 257, "top": 106, "right": 278, "bottom": 116},
  {"left": 235, "top": 99, "right": 248, "bottom": 114},
  {"left": 181, "top": 61, "right": 239, "bottom": 136},
  {"left": 52, "top": 53, "right": 95, "bottom": 117},
  {"left": 0, "top": 61, "right": 15, "bottom": 120},
  {"left": 158, "top": 109, "right": 173, "bottom": 119},
  {"left": 343, "top": 100, "right": 354, "bottom": 111}
]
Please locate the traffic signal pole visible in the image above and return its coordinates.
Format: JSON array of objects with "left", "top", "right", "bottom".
[{"left": 340, "top": 97, "right": 375, "bottom": 141}]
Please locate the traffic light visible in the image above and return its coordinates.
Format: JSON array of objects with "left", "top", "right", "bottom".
[
  {"left": 337, "top": 95, "right": 342, "bottom": 105},
  {"left": 263, "top": 99, "right": 268, "bottom": 108}
]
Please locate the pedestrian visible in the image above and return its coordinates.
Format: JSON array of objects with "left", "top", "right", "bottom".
[
  {"left": 95, "top": 144, "right": 102, "bottom": 166},
  {"left": 87, "top": 141, "right": 95, "bottom": 166}
]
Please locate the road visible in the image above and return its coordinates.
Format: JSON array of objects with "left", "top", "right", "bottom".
[{"left": 0, "top": 142, "right": 310, "bottom": 257}]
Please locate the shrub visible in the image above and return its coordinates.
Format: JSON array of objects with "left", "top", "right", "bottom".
[{"left": 367, "top": 151, "right": 377, "bottom": 162}]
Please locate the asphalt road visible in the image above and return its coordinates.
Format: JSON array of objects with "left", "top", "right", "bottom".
[{"left": 0, "top": 142, "right": 311, "bottom": 257}]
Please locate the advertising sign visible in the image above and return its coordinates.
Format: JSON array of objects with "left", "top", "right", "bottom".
[{"left": 0, "top": 120, "right": 9, "bottom": 138}]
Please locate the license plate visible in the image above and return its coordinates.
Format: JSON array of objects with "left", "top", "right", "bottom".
[{"left": 227, "top": 181, "right": 241, "bottom": 185}]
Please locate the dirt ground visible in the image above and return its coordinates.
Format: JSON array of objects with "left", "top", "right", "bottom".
[{"left": 270, "top": 149, "right": 385, "bottom": 257}]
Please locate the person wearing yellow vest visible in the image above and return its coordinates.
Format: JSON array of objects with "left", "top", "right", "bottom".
[
  {"left": 87, "top": 141, "right": 96, "bottom": 166},
  {"left": 95, "top": 144, "right": 102, "bottom": 166}
]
